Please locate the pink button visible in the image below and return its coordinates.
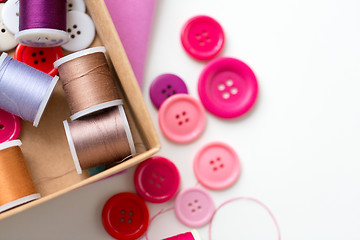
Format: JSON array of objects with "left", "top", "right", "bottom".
[
  {"left": 134, "top": 156, "right": 180, "bottom": 203},
  {"left": 194, "top": 142, "right": 241, "bottom": 190},
  {"left": 0, "top": 109, "right": 21, "bottom": 143},
  {"left": 198, "top": 57, "right": 258, "bottom": 119},
  {"left": 174, "top": 187, "right": 214, "bottom": 227},
  {"left": 158, "top": 94, "right": 206, "bottom": 143},
  {"left": 181, "top": 15, "right": 225, "bottom": 60}
]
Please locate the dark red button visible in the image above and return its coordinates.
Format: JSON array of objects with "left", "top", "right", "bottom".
[
  {"left": 15, "top": 44, "right": 63, "bottom": 76},
  {"left": 0, "top": 109, "right": 21, "bottom": 143},
  {"left": 102, "top": 192, "right": 150, "bottom": 240}
]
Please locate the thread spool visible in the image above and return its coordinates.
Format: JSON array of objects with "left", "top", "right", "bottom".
[
  {"left": 0, "top": 53, "right": 59, "bottom": 127},
  {"left": 0, "top": 140, "right": 40, "bottom": 213},
  {"left": 54, "top": 46, "right": 122, "bottom": 120},
  {"left": 63, "top": 105, "right": 136, "bottom": 174},
  {"left": 163, "top": 230, "right": 201, "bottom": 240},
  {"left": 15, "top": 0, "right": 69, "bottom": 47}
]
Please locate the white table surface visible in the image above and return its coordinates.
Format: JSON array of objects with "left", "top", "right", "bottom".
[{"left": 1, "top": 0, "right": 360, "bottom": 239}]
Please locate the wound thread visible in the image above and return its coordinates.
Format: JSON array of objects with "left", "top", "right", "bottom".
[
  {"left": 0, "top": 140, "right": 40, "bottom": 213},
  {"left": 0, "top": 53, "right": 58, "bottom": 127},
  {"left": 54, "top": 47, "right": 120, "bottom": 119},
  {"left": 64, "top": 106, "right": 135, "bottom": 174}
]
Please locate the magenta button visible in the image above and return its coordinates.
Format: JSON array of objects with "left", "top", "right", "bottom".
[
  {"left": 134, "top": 156, "right": 180, "bottom": 203},
  {"left": 194, "top": 142, "right": 241, "bottom": 190},
  {"left": 198, "top": 57, "right": 258, "bottom": 118},
  {"left": 174, "top": 187, "right": 214, "bottom": 228},
  {"left": 181, "top": 15, "right": 225, "bottom": 60},
  {"left": 0, "top": 109, "right": 21, "bottom": 143}
]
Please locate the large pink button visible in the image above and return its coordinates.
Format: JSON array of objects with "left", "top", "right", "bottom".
[
  {"left": 198, "top": 57, "right": 258, "bottom": 118},
  {"left": 158, "top": 94, "right": 206, "bottom": 143},
  {"left": 181, "top": 15, "right": 225, "bottom": 60},
  {"left": 134, "top": 156, "right": 180, "bottom": 203},
  {"left": 194, "top": 142, "right": 241, "bottom": 190},
  {"left": 0, "top": 109, "right": 21, "bottom": 143},
  {"left": 174, "top": 187, "right": 214, "bottom": 227}
]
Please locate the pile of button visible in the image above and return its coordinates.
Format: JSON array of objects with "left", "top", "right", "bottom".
[
  {"left": 0, "top": 0, "right": 96, "bottom": 76},
  {"left": 101, "top": 14, "right": 258, "bottom": 239}
]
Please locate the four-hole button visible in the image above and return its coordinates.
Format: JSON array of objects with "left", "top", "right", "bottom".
[
  {"left": 134, "top": 156, "right": 180, "bottom": 203},
  {"left": 194, "top": 142, "right": 241, "bottom": 190}
]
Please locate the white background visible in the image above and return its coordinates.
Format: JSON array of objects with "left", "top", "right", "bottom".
[{"left": 1, "top": 0, "right": 360, "bottom": 239}]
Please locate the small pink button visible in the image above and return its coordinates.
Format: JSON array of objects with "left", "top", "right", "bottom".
[
  {"left": 158, "top": 94, "right": 206, "bottom": 143},
  {"left": 181, "top": 15, "right": 225, "bottom": 60},
  {"left": 0, "top": 109, "right": 21, "bottom": 143},
  {"left": 174, "top": 187, "right": 214, "bottom": 227},
  {"left": 193, "top": 142, "right": 241, "bottom": 190},
  {"left": 134, "top": 156, "right": 180, "bottom": 203},
  {"left": 198, "top": 57, "right": 258, "bottom": 119}
]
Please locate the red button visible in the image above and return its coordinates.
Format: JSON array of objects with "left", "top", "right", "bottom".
[
  {"left": 15, "top": 44, "right": 63, "bottom": 76},
  {"left": 181, "top": 15, "right": 225, "bottom": 60},
  {"left": 134, "top": 156, "right": 180, "bottom": 203},
  {"left": 0, "top": 109, "right": 21, "bottom": 143},
  {"left": 102, "top": 192, "right": 150, "bottom": 240}
]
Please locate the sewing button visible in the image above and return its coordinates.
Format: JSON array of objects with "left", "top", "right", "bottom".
[
  {"left": 62, "top": 11, "right": 95, "bottom": 52},
  {"left": 181, "top": 15, "right": 225, "bottom": 60},
  {"left": 15, "top": 44, "right": 63, "bottom": 77},
  {"left": 66, "top": 0, "right": 86, "bottom": 12},
  {"left": 0, "top": 109, "right": 21, "bottom": 144},
  {"left": 102, "top": 192, "right": 150, "bottom": 240},
  {"left": 198, "top": 57, "right": 258, "bottom": 118},
  {"left": 1, "top": 0, "right": 19, "bottom": 34},
  {"left": 158, "top": 94, "right": 206, "bottom": 143},
  {"left": 194, "top": 142, "right": 241, "bottom": 190},
  {"left": 134, "top": 156, "right": 180, "bottom": 203},
  {"left": 174, "top": 187, "right": 214, "bottom": 227},
  {"left": 150, "top": 73, "right": 188, "bottom": 109},
  {"left": 0, "top": 3, "right": 17, "bottom": 51}
]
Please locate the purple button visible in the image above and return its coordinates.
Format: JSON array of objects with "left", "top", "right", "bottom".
[
  {"left": 0, "top": 109, "right": 21, "bottom": 143},
  {"left": 134, "top": 156, "right": 181, "bottom": 203},
  {"left": 150, "top": 73, "right": 188, "bottom": 109}
]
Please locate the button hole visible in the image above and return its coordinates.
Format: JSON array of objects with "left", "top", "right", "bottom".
[
  {"left": 210, "top": 160, "right": 214, "bottom": 165},
  {"left": 153, "top": 172, "right": 158, "bottom": 177},
  {"left": 231, "top": 87, "right": 238, "bottom": 95},
  {"left": 175, "top": 114, "right": 180, "bottom": 119},
  {"left": 218, "top": 84, "right": 225, "bottom": 91},
  {"left": 182, "top": 111, "right": 186, "bottom": 116},
  {"left": 121, "top": 210, "right": 126, "bottom": 214},
  {"left": 217, "top": 157, "right": 221, "bottom": 161},
  {"left": 128, "top": 218, "right": 132, "bottom": 224},
  {"left": 194, "top": 200, "right": 198, "bottom": 203},
  {"left": 39, "top": 51, "right": 44, "bottom": 55},
  {"left": 199, "top": 41, "right": 204, "bottom": 46},
  {"left": 226, "top": 79, "right": 234, "bottom": 86},
  {"left": 32, "top": 52, "right": 36, "bottom": 57},
  {"left": 166, "top": 95, "right": 170, "bottom": 98},
  {"left": 1, "top": 28, "right": 5, "bottom": 33},
  {"left": 172, "top": 90, "right": 176, "bottom": 95},
  {"left": 167, "top": 85, "right": 172, "bottom": 89},
  {"left": 34, "top": 60, "right": 39, "bottom": 65},
  {"left": 206, "top": 37, "right": 211, "bottom": 42},
  {"left": 185, "top": 118, "right": 189, "bottom": 123},
  {"left": 129, "top": 211, "right": 134, "bottom": 216},
  {"left": 162, "top": 89, "right": 166, "bottom": 94},
  {"left": 192, "top": 209, "right": 196, "bottom": 213},
  {"left": 202, "top": 30, "right": 208, "bottom": 36},
  {"left": 41, "top": 58, "right": 46, "bottom": 63},
  {"left": 198, "top": 206, "right": 202, "bottom": 209},
  {"left": 220, "top": 164, "right": 224, "bottom": 168},
  {"left": 222, "top": 92, "right": 230, "bottom": 99},
  {"left": 67, "top": 28, "right": 71, "bottom": 33},
  {"left": 150, "top": 179, "right": 154, "bottom": 184},
  {"left": 0, "top": 125, "right": 4, "bottom": 129},
  {"left": 156, "top": 182, "right": 161, "bottom": 188},
  {"left": 120, "top": 217, "right": 125, "bottom": 222},
  {"left": 196, "top": 34, "right": 201, "bottom": 39},
  {"left": 73, "top": 24, "right": 77, "bottom": 29},
  {"left": 71, "top": 34, "right": 75, "bottom": 39},
  {"left": 160, "top": 176, "right": 165, "bottom": 181},
  {"left": 178, "top": 121, "right": 183, "bottom": 126},
  {"left": 213, "top": 167, "right": 218, "bottom": 171},
  {"left": 188, "top": 203, "right": 192, "bottom": 207},
  {"left": 77, "top": 31, "right": 81, "bottom": 35}
]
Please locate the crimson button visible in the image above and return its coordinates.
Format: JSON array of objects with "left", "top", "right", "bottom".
[
  {"left": 102, "top": 192, "right": 150, "bottom": 240},
  {"left": 15, "top": 44, "right": 63, "bottom": 76}
]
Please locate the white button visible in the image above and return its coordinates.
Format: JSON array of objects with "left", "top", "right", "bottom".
[
  {"left": 0, "top": 3, "right": 17, "bottom": 51},
  {"left": 1, "top": 0, "right": 19, "bottom": 35},
  {"left": 66, "top": 0, "right": 86, "bottom": 12},
  {"left": 62, "top": 11, "right": 95, "bottom": 52}
]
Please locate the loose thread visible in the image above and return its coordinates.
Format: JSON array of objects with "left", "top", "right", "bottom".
[
  {"left": 34, "top": 168, "right": 76, "bottom": 184},
  {"left": 208, "top": 197, "right": 281, "bottom": 240},
  {"left": 145, "top": 207, "right": 175, "bottom": 240}
]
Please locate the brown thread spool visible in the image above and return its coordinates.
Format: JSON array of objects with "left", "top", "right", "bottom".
[
  {"left": 0, "top": 140, "right": 40, "bottom": 213},
  {"left": 63, "top": 105, "right": 136, "bottom": 174},
  {"left": 54, "top": 47, "right": 122, "bottom": 120}
]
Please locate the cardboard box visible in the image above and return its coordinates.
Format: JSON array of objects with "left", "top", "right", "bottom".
[{"left": 0, "top": 0, "right": 160, "bottom": 220}]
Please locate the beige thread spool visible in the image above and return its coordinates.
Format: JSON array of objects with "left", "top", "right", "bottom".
[
  {"left": 63, "top": 105, "right": 136, "bottom": 174},
  {"left": 54, "top": 46, "right": 122, "bottom": 120},
  {"left": 0, "top": 140, "right": 40, "bottom": 213}
]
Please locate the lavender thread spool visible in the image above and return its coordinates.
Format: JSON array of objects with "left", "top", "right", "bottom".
[
  {"left": 162, "top": 230, "right": 201, "bottom": 240},
  {"left": 0, "top": 53, "right": 59, "bottom": 127},
  {"left": 15, "top": 0, "right": 69, "bottom": 47}
]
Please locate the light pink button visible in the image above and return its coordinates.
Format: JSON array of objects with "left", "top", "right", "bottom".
[
  {"left": 0, "top": 109, "right": 21, "bottom": 143},
  {"left": 194, "top": 142, "right": 241, "bottom": 190},
  {"left": 174, "top": 187, "right": 214, "bottom": 227},
  {"left": 158, "top": 94, "right": 206, "bottom": 143},
  {"left": 181, "top": 15, "right": 225, "bottom": 60},
  {"left": 134, "top": 156, "right": 180, "bottom": 203},
  {"left": 198, "top": 57, "right": 258, "bottom": 119}
]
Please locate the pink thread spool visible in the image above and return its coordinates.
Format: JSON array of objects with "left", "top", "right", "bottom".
[{"left": 162, "top": 230, "right": 201, "bottom": 240}]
